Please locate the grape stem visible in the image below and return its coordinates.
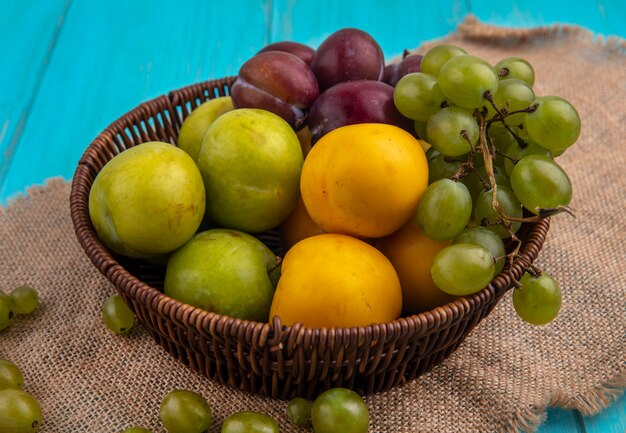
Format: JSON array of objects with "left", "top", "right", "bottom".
[{"left": 484, "top": 91, "right": 537, "bottom": 149}]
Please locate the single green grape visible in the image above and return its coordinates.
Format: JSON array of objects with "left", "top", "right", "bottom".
[
  {"left": 486, "top": 79, "right": 535, "bottom": 125},
  {"left": 427, "top": 150, "right": 462, "bottom": 184},
  {"left": 393, "top": 73, "right": 447, "bottom": 121},
  {"left": 287, "top": 397, "right": 311, "bottom": 426},
  {"left": 453, "top": 227, "right": 506, "bottom": 274},
  {"left": 9, "top": 286, "right": 39, "bottom": 315},
  {"left": 487, "top": 125, "right": 517, "bottom": 152},
  {"left": 510, "top": 154, "right": 572, "bottom": 215},
  {"left": 524, "top": 96, "right": 581, "bottom": 152},
  {"left": 431, "top": 243, "right": 496, "bottom": 296},
  {"left": 495, "top": 57, "right": 535, "bottom": 86},
  {"left": 438, "top": 55, "right": 499, "bottom": 109},
  {"left": 311, "top": 388, "right": 369, "bottom": 433},
  {"left": 160, "top": 390, "right": 212, "bottom": 433},
  {"left": 414, "top": 119, "right": 428, "bottom": 140},
  {"left": 503, "top": 139, "right": 552, "bottom": 175},
  {"left": 417, "top": 179, "right": 472, "bottom": 241},
  {"left": 120, "top": 428, "right": 153, "bottom": 433},
  {"left": 0, "top": 293, "right": 14, "bottom": 331},
  {"left": 0, "top": 359, "right": 24, "bottom": 390},
  {"left": 426, "top": 107, "right": 479, "bottom": 157},
  {"left": 0, "top": 388, "right": 43, "bottom": 432},
  {"left": 102, "top": 295, "right": 135, "bottom": 335},
  {"left": 462, "top": 165, "right": 510, "bottom": 201},
  {"left": 473, "top": 186, "right": 523, "bottom": 239},
  {"left": 420, "top": 44, "right": 467, "bottom": 76},
  {"left": 221, "top": 411, "right": 279, "bottom": 433},
  {"left": 513, "top": 272, "right": 562, "bottom": 325}
]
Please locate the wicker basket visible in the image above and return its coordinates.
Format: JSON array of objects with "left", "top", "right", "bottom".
[{"left": 70, "top": 77, "right": 550, "bottom": 399}]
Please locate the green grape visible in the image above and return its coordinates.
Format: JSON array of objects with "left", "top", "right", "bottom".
[
  {"left": 510, "top": 154, "right": 572, "bottom": 215},
  {"left": 453, "top": 227, "right": 506, "bottom": 274},
  {"left": 495, "top": 57, "right": 535, "bottom": 86},
  {"left": 503, "top": 139, "right": 552, "bottom": 175},
  {"left": 414, "top": 119, "right": 428, "bottom": 140},
  {"left": 0, "top": 389, "right": 42, "bottom": 432},
  {"left": 486, "top": 79, "right": 535, "bottom": 125},
  {"left": 287, "top": 397, "right": 311, "bottom": 426},
  {"left": 427, "top": 150, "right": 462, "bottom": 184},
  {"left": 524, "top": 96, "right": 581, "bottom": 152},
  {"left": 426, "top": 107, "right": 478, "bottom": 157},
  {"left": 417, "top": 179, "right": 472, "bottom": 241},
  {"left": 311, "top": 388, "right": 369, "bottom": 433},
  {"left": 462, "top": 165, "right": 510, "bottom": 201},
  {"left": 473, "top": 186, "right": 523, "bottom": 239},
  {"left": 393, "top": 73, "right": 447, "bottom": 121},
  {"left": 9, "top": 286, "right": 39, "bottom": 315},
  {"left": 431, "top": 243, "right": 496, "bottom": 296},
  {"left": 438, "top": 55, "right": 499, "bottom": 109},
  {"left": 221, "top": 411, "right": 280, "bottom": 433},
  {"left": 121, "top": 428, "right": 153, "bottom": 433},
  {"left": 102, "top": 295, "right": 135, "bottom": 335},
  {"left": 513, "top": 272, "right": 562, "bottom": 325},
  {"left": 488, "top": 125, "right": 517, "bottom": 152},
  {"left": 0, "top": 293, "right": 14, "bottom": 331},
  {"left": 421, "top": 44, "right": 467, "bottom": 76},
  {"left": 160, "top": 390, "right": 212, "bottom": 433},
  {"left": 0, "top": 359, "right": 24, "bottom": 390}
]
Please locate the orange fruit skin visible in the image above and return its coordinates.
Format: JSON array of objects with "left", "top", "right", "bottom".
[
  {"left": 300, "top": 123, "right": 428, "bottom": 238},
  {"left": 269, "top": 233, "right": 402, "bottom": 328},
  {"left": 279, "top": 196, "right": 325, "bottom": 251},
  {"left": 376, "top": 219, "right": 458, "bottom": 314}
]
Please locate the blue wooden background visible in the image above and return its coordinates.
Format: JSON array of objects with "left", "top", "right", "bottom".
[{"left": 0, "top": 0, "right": 624, "bottom": 431}]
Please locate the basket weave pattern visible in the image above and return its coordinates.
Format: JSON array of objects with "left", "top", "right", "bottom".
[{"left": 70, "top": 78, "right": 550, "bottom": 399}]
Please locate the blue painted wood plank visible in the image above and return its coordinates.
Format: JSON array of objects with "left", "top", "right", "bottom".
[
  {"left": 583, "top": 392, "right": 626, "bottom": 433},
  {"left": 0, "top": 0, "right": 70, "bottom": 197},
  {"left": 0, "top": 0, "right": 271, "bottom": 202},
  {"left": 537, "top": 408, "right": 585, "bottom": 433}
]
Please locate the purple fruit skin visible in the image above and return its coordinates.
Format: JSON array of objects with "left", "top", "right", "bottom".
[
  {"left": 258, "top": 41, "right": 315, "bottom": 65},
  {"left": 231, "top": 51, "right": 319, "bottom": 128},
  {"left": 310, "top": 28, "right": 385, "bottom": 91},
  {"left": 308, "top": 80, "right": 414, "bottom": 143},
  {"left": 383, "top": 54, "right": 423, "bottom": 87}
]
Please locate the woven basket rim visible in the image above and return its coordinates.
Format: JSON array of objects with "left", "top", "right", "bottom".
[{"left": 70, "top": 78, "right": 550, "bottom": 340}]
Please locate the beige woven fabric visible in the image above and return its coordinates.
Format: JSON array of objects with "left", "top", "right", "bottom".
[{"left": 1, "top": 17, "right": 625, "bottom": 433}]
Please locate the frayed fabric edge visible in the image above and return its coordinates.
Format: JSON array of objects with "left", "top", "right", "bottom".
[{"left": 1, "top": 177, "right": 69, "bottom": 214}]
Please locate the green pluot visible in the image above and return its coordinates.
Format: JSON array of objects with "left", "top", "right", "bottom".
[
  {"left": 198, "top": 108, "right": 303, "bottom": 233},
  {"left": 89, "top": 141, "right": 205, "bottom": 258},
  {"left": 164, "top": 229, "right": 280, "bottom": 322},
  {"left": 177, "top": 96, "right": 234, "bottom": 161}
]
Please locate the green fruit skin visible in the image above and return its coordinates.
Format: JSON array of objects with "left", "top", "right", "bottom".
[
  {"left": 453, "top": 227, "right": 506, "bottom": 274},
  {"left": 160, "top": 390, "right": 212, "bottom": 433},
  {"left": 164, "top": 229, "right": 278, "bottom": 322},
  {"left": 426, "top": 107, "right": 479, "bottom": 157},
  {"left": 417, "top": 179, "right": 472, "bottom": 241},
  {"left": 198, "top": 108, "right": 303, "bottom": 233},
  {"left": 513, "top": 273, "right": 562, "bottom": 325},
  {"left": 311, "top": 388, "right": 369, "bottom": 433},
  {"left": 524, "top": 96, "right": 581, "bottom": 151},
  {"left": 485, "top": 78, "right": 535, "bottom": 125},
  {"left": 473, "top": 186, "right": 522, "bottom": 239},
  {"left": 102, "top": 295, "right": 135, "bottom": 335},
  {"left": 431, "top": 244, "right": 496, "bottom": 296},
  {"left": 495, "top": 57, "right": 535, "bottom": 86},
  {"left": 89, "top": 141, "right": 205, "bottom": 259},
  {"left": 438, "top": 55, "right": 498, "bottom": 109},
  {"left": 221, "top": 411, "right": 279, "bottom": 433},
  {"left": 420, "top": 44, "right": 467, "bottom": 76},
  {"left": 0, "top": 359, "right": 24, "bottom": 390},
  {"left": 177, "top": 97, "right": 234, "bottom": 161},
  {"left": 504, "top": 140, "right": 551, "bottom": 176},
  {"left": 0, "top": 389, "right": 43, "bottom": 433},
  {"left": 0, "top": 293, "right": 14, "bottom": 331},
  {"left": 9, "top": 286, "right": 39, "bottom": 315},
  {"left": 287, "top": 397, "right": 311, "bottom": 426},
  {"left": 120, "top": 428, "right": 153, "bottom": 433}
]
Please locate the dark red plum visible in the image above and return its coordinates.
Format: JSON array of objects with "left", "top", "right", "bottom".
[
  {"left": 310, "top": 28, "right": 385, "bottom": 91},
  {"left": 231, "top": 51, "right": 319, "bottom": 128},
  {"left": 258, "top": 41, "right": 315, "bottom": 65},
  {"left": 308, "top": 80, "right": 414, "bottom": 143},
  {"left": 383, "top": 53, "right": 423, "bottom": 87}
]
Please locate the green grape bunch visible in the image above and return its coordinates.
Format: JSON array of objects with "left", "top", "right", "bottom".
[{"left": 393, "top": 44, "right": 580, "bottom": 325}]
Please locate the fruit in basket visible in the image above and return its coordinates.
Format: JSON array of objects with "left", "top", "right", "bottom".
[
  {"left": 164, "top": 229, "right": 279, "bottom": 322},
  {"left": 438, "top": 55, "right": 499, "bottom": 109},
  {"left": 308, "top": 80, "right": 413, "bottom": 143},
  {"left": 102, "top": 295, "right": 135, "bottom": 335},
  {"left": 393, "top": 72, "right": 447, "bottom": 122},
  {"left": 177, "top": 96, "right": 234, "bottom": 161},
  {"left": 160, "top": 390, "right": 212, "bottom": 433},
  {"left": 279, "top": 197, "right": 325, "bottom": 251},
  {"left": 258, "top": 41, "right": 315, "bottom": 65},
  {"left": 431, "top": 243, "right": 496, "bottom": 296},
  {"left": 376, "top": 221, "right": 457, "bottom": 313},
  {"left": 523, "top": 96, "right": 581, "bottom": 152},
  {"left": 0, "top": 388, "right": 42, "bottom": 432},
  {"left": 221, "top": 411, "right": 279, "bottom": 433},
  {"left": 198, "top": 109, "right": 303, "bottom": 233},
  {"left": 416, "top": 178, "right": 472, "bottom": 241},
  {"left": 473, "top": 186, "right": 523, "bottom": 239},
  {"left": 513, "top": 272, "right": 562, "bottom": 325},
  {"left": 269, "top": 234, "right": 402, "bottom": 328},
  {"left": 484, "top": 78, "right": 535, "bottom": 126},
  {"left": 0, "top": 293, "right": 14, "bottom": 331},
  {"left": 426, "top": 107, "right": 479, "bottom": 157},
  {"left": 311, "top": 388, "right": 369, "bottom": 433},
  {"left": 453, "top": 227, "right": 506, "bottom": 275},
  {"left": 495, "top": 56, "right": 535, "bottom": 85},
  {"left": 420, "top": 44, "right": 467, "bottom": 76},
  {"left": 310, "top": 28, "right": 384, "bottom": 91},
  {"left": 383, "top": 52, "right": 423, "bottom": 87},
  {"left": 89, "top": 141, "right": 205, "bottom": 258},
  {"left": 0, "top": 359, "right": 24, "bottom": 390},
  {"left": 231, "top": 51, "right": 319, "bottom": 128},
  {"left": 300, "top": 123, "right": 428, "bottom": 238}
]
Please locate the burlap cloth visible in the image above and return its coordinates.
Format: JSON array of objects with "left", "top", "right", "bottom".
[{"left": 1, "top": 17, "right": 624, "bottom": 433}]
